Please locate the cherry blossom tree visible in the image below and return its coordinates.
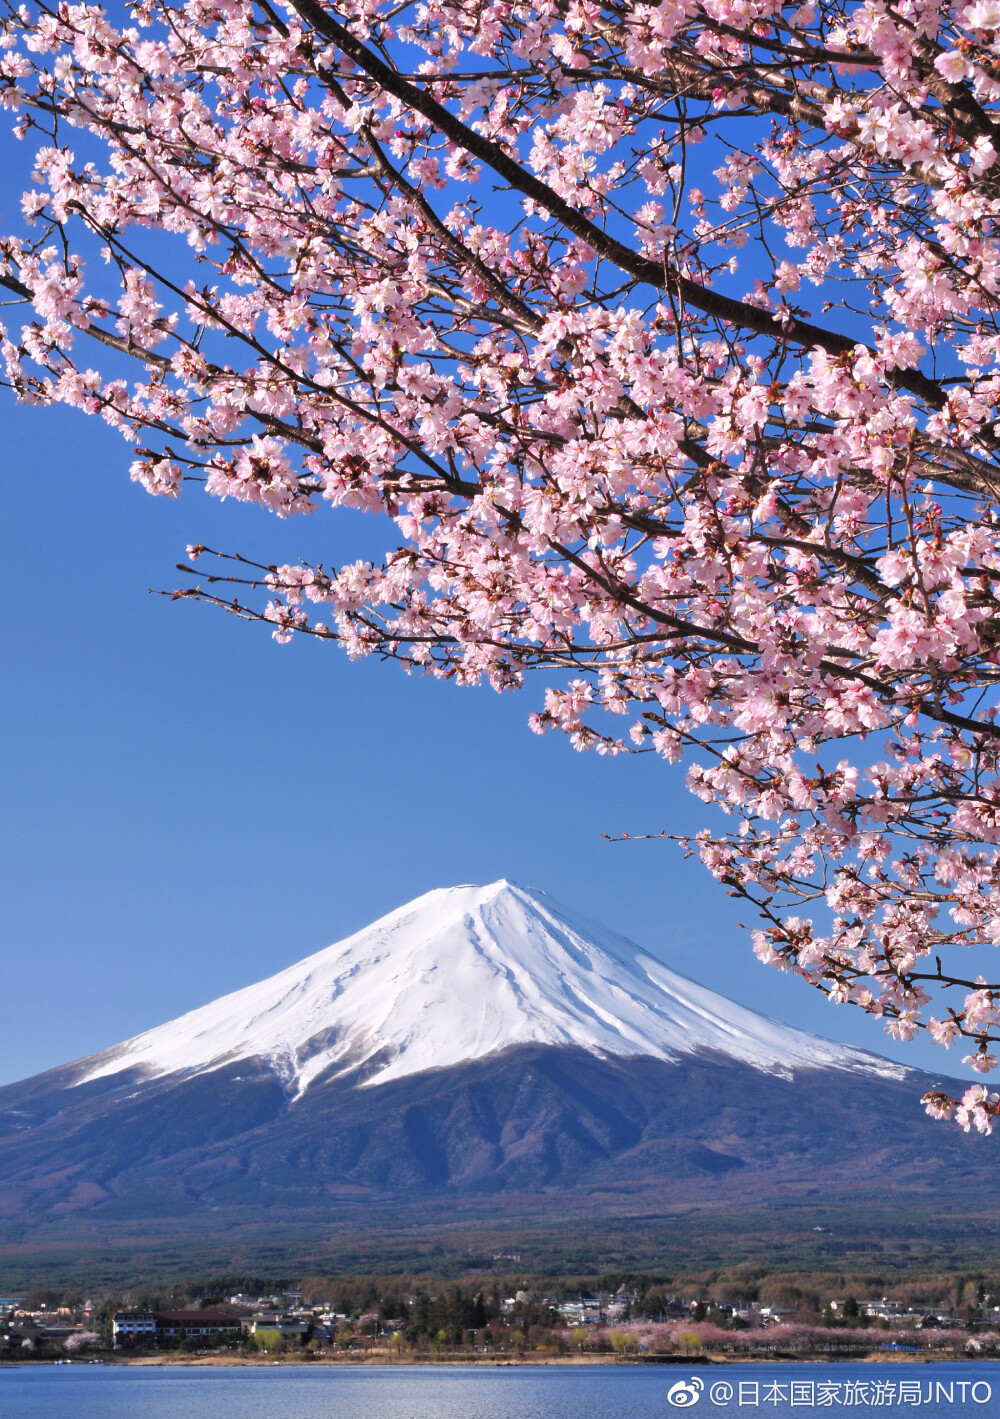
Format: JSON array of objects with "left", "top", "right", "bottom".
[{"left": 5, "top": 0, "right": 1000, "bottom": 1128}]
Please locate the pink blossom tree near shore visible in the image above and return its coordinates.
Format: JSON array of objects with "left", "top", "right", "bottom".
[{"left": 4, "top": 0, "right": 1000, "bottom": 1126}]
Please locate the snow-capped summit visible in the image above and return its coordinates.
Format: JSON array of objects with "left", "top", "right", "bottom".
[{"left": 75, "top": 880, "right": 904, "bottom": 1097}]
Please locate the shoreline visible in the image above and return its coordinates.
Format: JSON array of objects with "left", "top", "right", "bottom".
[{"left": 3, "top": 1352, "right": 995, "bottom": 1369}]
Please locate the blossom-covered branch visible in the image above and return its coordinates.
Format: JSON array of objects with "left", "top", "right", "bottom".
[{"left": 5, "top": 0, "right": 1000, "bottom": 1128}]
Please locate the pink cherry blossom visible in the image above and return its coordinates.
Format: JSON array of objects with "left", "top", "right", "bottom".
[{"left": 3, "top": 0, "right": 1000, "bottom": 1129}]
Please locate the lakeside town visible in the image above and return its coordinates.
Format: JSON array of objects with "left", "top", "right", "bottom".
[{"left": 4, "top": 1277, "right": 1000, "bottom": 1364}]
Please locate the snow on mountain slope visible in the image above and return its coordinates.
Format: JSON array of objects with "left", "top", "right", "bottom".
[{"left": 74, "top": 881, "right": 906, "bottom": 1096}]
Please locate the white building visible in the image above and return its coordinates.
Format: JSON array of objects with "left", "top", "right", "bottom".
[
  {"left": 112, "top": 1313, "right": 156, "bottom": 1345},
  {"left": 249, "top": 1312, "right": 310, "bottom": 1337}
]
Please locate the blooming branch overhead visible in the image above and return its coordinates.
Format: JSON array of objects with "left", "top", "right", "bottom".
[{"left": 5, "top": 0, "right": 1000, "bottom": 1127}]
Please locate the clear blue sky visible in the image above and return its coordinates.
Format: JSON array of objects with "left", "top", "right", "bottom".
[{"left": 0, "top": 390, "right": 979, "bottom": 1090}]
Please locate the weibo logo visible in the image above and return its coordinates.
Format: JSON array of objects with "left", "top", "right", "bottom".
[{"left": 667, "top": 1377, "right": 704, "bottom": 1408}]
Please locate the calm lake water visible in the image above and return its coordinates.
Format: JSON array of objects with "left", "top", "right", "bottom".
[{"left": 0, "top": 1362, "right": 996, "bottom": 1419}]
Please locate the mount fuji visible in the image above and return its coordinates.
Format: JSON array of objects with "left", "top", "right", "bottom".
[
  {"left": 72, "top": 880, "right": 903, "bottom": 1097},
  {"left": 0, "top": 881, "right": 995, "bottom": 1249}
]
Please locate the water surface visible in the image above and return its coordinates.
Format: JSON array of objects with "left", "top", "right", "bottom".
[{"left": 0, "top": 1361, "right": 994, "bottom": 1418}]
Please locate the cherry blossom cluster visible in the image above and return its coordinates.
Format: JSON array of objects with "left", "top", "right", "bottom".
[{"left": 5, "top": 0, "right": 1000, "bottom": 1126}]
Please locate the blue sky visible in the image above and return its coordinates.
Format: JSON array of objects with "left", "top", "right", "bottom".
[{"left": 0, "top": 389, "right": 979, "bottom": 1089}]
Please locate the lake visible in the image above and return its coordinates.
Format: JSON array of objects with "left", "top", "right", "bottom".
[{"left": 0, "top": 1362, "right": 995, "bottom": 1418}]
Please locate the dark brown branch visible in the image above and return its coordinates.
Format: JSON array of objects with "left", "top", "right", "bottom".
[{"left": 286, "top": 0, "right": 949, "bottom": 409}]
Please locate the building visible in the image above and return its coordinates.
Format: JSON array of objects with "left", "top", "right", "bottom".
[
  {"left": 112, "top": 1310, "right": 241, "bottom": 1348},
  {"left": 154, "top": 1311, "right": 242, "bottom": 1345},
  {"left": 247, "top": 1312, "right": 310, "bottom": 1338},
  {"left": 112, "top": 1313, "right": 157, "bottom": 1346},
  {"left": 556, "top": 1298, "right": 603, "bottom": 1325},
  {"left": 864, "top": 1298, "right": 906, "bottom": 1320},
  {"left": 1, "top": 1323, "right": 40, "bottom": 1353}
]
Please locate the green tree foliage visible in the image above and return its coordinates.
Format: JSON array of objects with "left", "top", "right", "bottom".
[{"left": 404, "top": 1288, "right": 489, "bottom": 1343}]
